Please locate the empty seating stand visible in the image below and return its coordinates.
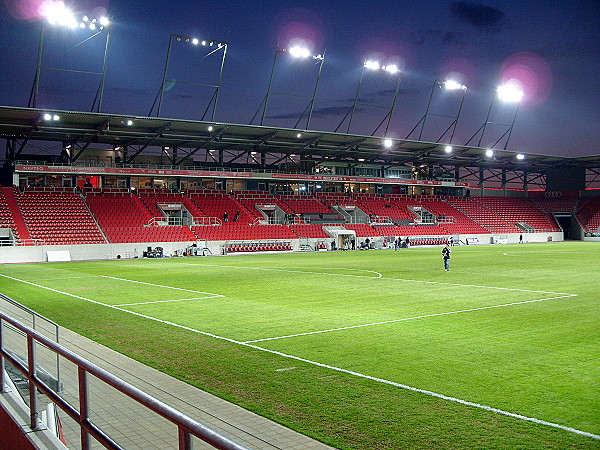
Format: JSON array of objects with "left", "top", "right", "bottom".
[
  {"left": 16, "top": 187, "right": 105, "bottom": 245},
  {"left": 576, "top": 197, "right": 600, "bottom": 232},
  {"left": 85, "top": 190, "right": 196, "bottom": 243},
  {"left": 474, "top": 196, "right": 560, "bottom": 232}
]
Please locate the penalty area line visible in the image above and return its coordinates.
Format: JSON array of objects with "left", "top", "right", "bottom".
[
  {"left": 101, "top": 275, "right": 224, "bottom": 297},
  {"left": 1, "top": 273, "right": 596, "bottom": 442},
  {"left": 243, "top": 294, "right": 577, "bottom": 344}
]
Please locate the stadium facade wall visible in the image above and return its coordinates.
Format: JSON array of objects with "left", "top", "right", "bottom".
[{"left": 0, "top": 232, "right": 564, "bottom": 264}]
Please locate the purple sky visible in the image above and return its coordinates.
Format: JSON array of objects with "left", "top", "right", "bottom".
[{"left": 1, "top": 0, "right": 599, "bottom": 158}]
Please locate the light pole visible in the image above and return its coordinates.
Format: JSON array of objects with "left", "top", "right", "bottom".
[
  {"left": 335, "top": 60, "right": 403, "bottom": 136},
  {"left": 149, "top": 35, "right": 228, "bottom": 121},
  {"left": 465, "top": 82, "right": 523, "bottom": 150},
  {"left": 251, "top": 46, "right": 325, "bottom": 129},
  {"left": 28, "top": 4, "right": 111, "bottom": 112},
  {"left": 406, "top": 79, "right": 467, "bottom": 143}
]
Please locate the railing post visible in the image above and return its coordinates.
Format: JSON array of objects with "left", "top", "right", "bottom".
[
  {"left": 79, "top": 367, "right": 91, "bottom": 450},
  {"left": 0, "top": 317, "right": 4, "bottom": 393},
  {"left": 27, "top": 335, "right": 38, "bottom": 430},
  {"left": 179, "top": 428, "right": 192, "bottom": 450}
]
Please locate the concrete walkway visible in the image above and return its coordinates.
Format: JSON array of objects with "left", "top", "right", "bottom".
[{"left": 51, "top": 326, "right": 333, "bottom": 449}]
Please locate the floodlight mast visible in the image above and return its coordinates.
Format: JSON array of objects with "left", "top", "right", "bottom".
[
  {"left": 465, "top": 83, "right": 523, "bottom": 150},
  {"left": 28, "top": 14, "right": 111, "bottom": 112},
  {"left": 406, "top": 79, "right": 467, "bottom": 143},
  {"left": 335, "top": 61, "right": 403, "bottom": 137},
  {"left": 151, "top": 34, "right": 228, "bottom": 121},
  {"left": 252, "top": 47, "right": 325, "bottom": 129}
]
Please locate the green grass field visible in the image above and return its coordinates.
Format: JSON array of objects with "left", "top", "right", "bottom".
[{"left": 1, "top": 242, "right": 599, "bottom": 449}]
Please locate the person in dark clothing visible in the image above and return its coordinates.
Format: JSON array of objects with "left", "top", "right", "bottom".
[
  {"left": 442, "top": 244, "right": 451, "bottom": 271},
  {"left": 223, "top": 211, "right": 229, "bottom": 222},
  {"left": 233, "top": 210, "right": 240, "bottom": 222}
]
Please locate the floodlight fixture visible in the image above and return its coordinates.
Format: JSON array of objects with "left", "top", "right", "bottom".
[
  {"left": 288, "top": 46, "right": 311, "bottom": 58},
  {"left": 383, "top": 138, "right": 393, "bottom": 148},
  {"left": 43, "top": 113, "right": 52, "bottom": 120},
  {"left": 485, "top": 149, "right": 494, "bottom": 157},
  {"left": 208, "top": 125, "right": 214, "bottom": 132},
  {"left": 364, "top": 60, "right": 380, "bottom": 71},
  {"left": 191, "top": 38, "right": 199, "bottom": 45},
  {"left": 497, "top": 83, "right": 523, "bottom": 103},
  {"left": 382, "top": 64, "right": 399, "bottom": 74},
  {"left": 126, "top": 119, "right": 133, "bottom": 126},
  {"left": 53, "top": 114, "right": 60, "bottom": 121},
  {"left": 444, "top": 79, "right": 467, "bottom": 91},
  {"left": 516, "top": 153, "right": 525, "bottom": 160},
  {"left": 201, "top": 40, "right": 207, "bottom": 46},
  {"left": 296, "top": 133, "right": 302, "bottom": 138},
  {"left": 358, "top": 158, "right": 365, "bottom": 162},
  {"left": 99, "top": 17, "right": 109, "bottom": 27},
  {"left": 445, "top": 145, "right": 453, "bottom": 153}
]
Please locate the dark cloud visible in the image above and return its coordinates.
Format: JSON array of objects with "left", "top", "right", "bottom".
[{"left": 451, "top": 2, "right": 508, "bottom": 32}]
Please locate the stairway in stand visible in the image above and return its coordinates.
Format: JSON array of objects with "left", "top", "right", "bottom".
[{"left": 2, "top": 187, "right": 32, "bottom": 244}]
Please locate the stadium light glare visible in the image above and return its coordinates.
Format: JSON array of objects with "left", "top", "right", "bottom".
[
  {"left": 383, "top": 138, "right": 393, "bottom": 148},
  {"left": 126, "top": 119, "right": 133, "bottom": 126},
  {"left": 191, "top": 38, "right": 199, "bottom": 45},
  {"left": 99, "top": 17, "right": 109, "bottom": 27},
  {"left": 296, "top": 133, "right": 302, "bottom": 138},
  {"left": 445, "top": 145, "right": 453, "bottom": 153},
  {"left": 207, "top": 126, "right": 214, "bottom": 132},
  {"left": 43, "top": 113, "right": 52, "bottom": 120},
  {"left": 364, "top": 60, "right": 380, "bottom": 71},
  {"left": 358, "top": 158, "right": 365, "bottom": 162},
  {"left": 485, "top": 149, "right": 494, "bottom": 157},
  {"left": 516, "top": 153, "right": 525, "bottom": 160},
  {"left": 497, "top": 82, "right": 523, "bottom": 103},
  {"left": 288, "top": 46, "right": 311, "bottom": 58},
  {"left": 382, "top": 64, "right": 399, "bottom": 74},
  {"left": 444, "top": 80, "right": 467, "bottom": 91}
]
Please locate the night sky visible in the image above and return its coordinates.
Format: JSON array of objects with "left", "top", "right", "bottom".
[{"left": 1, "top": 0, "right": 599, "bottom": 158}]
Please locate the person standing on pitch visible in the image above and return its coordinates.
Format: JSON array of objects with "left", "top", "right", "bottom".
[{"left": 442, "top": 244, "right": 451, "bottom": 271}]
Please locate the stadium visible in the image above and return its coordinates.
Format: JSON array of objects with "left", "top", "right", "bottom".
[{"left": 0, "top": 1, "right": 599, "bottom": 449}]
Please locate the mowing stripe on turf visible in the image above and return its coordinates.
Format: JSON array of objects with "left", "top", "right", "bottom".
[
  {"left": 114, "top": 297, "right": 220, "bottom": 306},
  {"left": 182, "top": 263, "right": 573, "bottom": 295},
  {"left": 243, "top": 293, "right": 577, "bottom": 343},
  {"left": 1, "top": 273, "right": 596, "bottom": 442}
]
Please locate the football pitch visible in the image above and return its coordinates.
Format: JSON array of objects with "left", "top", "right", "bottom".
[{"left": 1, "top": 242, "right": 599, "bottom": 448}]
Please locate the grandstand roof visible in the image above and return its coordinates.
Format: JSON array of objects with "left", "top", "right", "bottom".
[{"left": 1, "top": 106, "right": 599, "bottom": 172}]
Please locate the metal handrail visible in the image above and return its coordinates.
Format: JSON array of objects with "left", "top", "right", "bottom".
[{"left": 0, "top": 312, "right": 248, "bottom": 450}]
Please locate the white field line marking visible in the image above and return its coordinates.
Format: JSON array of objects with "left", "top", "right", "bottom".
[
  {"left": 101, "top": 275, "right": 224, "bottom": 298},
  {"left": 182, "top": 263, "right": 571, "bottom": 295},
  {"left": 243, "top": 294, "right": 578, "bottom": 344},
  {"left": 0, "top": 274, "right": 238, "bottom": 343},
  {"left": 1, "top": 273, "right": 596, "bottom": 441},
  {"left": 114, "top": 297, "right": 218, "bottom": 307},
  {"left": 243, "top": 342, "right": 600, "bottom": 441}
]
